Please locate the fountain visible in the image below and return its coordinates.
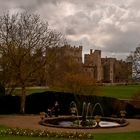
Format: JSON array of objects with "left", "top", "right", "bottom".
[
  {"left": 81, "top": 102, "right": 87, "bottom": 126},
  {"left": 40, "top": 101, "right": 129, "bottom": 129},
  {"left": 70, "top": 101, "right": 78, "bottom": 116},
  {"left": 91, "top": 102, "right": 104, "bottom": 116}
]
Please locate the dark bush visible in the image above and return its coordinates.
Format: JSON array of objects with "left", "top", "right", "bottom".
[
  {"left": 125, "top": 103, "right": 135, "bottom": 118},
  {"left": 0, "top": 91, "right": 139, "bottom": 118},
  {"left": 25, "top": 91, "right": 75, "bottom": 114},
  {"left": 25, "top": 91, "right": 118, "bottom": 116},
  {"left": 0, "top": 83, "right": 5, "bottom": 97},
  {"left": 0, "top": 95, "right": 20, "bottom": 114}
]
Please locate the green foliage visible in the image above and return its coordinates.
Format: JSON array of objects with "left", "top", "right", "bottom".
[
  {"left": 85, "top": 120, "right": 96, "bottom": 126},
  {"left": 73, "top": 120, "right": 96, "bottom": 127},
  {"left": 0, "top": 125, "right": 9, "bottom": 130}
]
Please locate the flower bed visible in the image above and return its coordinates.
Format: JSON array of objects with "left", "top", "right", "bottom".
[{"left": 0, "top": 127, "right": 94, "bottom": 139}]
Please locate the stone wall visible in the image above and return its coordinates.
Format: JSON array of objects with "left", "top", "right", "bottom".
[
  {"left": 84, "top": 50, "right": 132, "bottom": 83},
  {"left": 46, "top": 45, "right": 132, "bottom": 83}
]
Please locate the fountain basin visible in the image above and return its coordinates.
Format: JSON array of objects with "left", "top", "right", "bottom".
[{"left": 40, "top": 116, "right": 129, "bottom": 129}]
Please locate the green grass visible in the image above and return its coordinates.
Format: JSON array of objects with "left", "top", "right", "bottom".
[
  {"left": 10, "top": 87, "right": 49, "bottom": 96},
  {"left": 94, "top": 131, "right": 140, "bottom": 140},
  {"left": 0, "top": 125, "right": 9, "bottom": 130},
  {"left": 0, "top": 131, "right": 140, "bottom": 140},
  {"left": 10, "top": 85, "right": 140, "bottom": 99},
  {"left": 99, "top": 85, "right": 140, "bottom": 99}
]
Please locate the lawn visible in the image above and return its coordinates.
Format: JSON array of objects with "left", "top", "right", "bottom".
[
  {"left": 94, "top": 131, "right": 140, "bottom": 140},
  {"left": 99, "top": 85, "right": 140, "bottom": 99},
  {"left": 9, "top": 87, "right": 49, "bottom": 96},
  {"left": 9, "top": 85, "right": 140, "bottom": 99}
]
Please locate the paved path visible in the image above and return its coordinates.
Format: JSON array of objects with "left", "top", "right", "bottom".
[{"left": 0, "top": 115, "right": 140, "bottom": 133}]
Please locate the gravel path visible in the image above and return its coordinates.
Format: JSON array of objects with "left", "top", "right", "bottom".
[{"left": 0, "top": 115, "right": 140, "bottom": 133}]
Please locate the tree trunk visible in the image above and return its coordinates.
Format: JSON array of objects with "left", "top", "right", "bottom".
[{"left": 20, "top": 85, "right": 26, "bottom": 114}]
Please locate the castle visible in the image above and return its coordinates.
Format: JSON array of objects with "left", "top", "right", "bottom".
[
  {"left": 48, "top": 45, "right": 132, "bottom": 83},
  {"left": 84, "top": 49, "right": 132, "bottom": 83}
]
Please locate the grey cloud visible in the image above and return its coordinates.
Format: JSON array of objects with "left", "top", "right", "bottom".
[
  {"left": 63, "top": 12, "right": 94, "bottom": 34},
  {"left": 65, "top": 28, "right": 76, "bottom": 35},
  {"left": 0, "top": 0, "right": 58, "bottom": 12},
  {"left": 52, "top": 1, "right": 140, "bottom": 59},
  {"left": 67, "top": 36, "right": 96, "bottom": 51},
  {"left": 128, "top": 0, "right": 140, "bottom": 10},
  {"left": 0, "top": 0, "right": 140, "bottom": 59},
  {"left": 103, "top": 29, "right": 140, "bottom": 53}
]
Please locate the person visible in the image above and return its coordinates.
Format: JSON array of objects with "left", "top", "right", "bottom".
[
  {"left": 53, "top": 101, "right": 60, "bottom": 117},
  {"left": 47, "top": 108, "right": 52, "bottom": 117}
]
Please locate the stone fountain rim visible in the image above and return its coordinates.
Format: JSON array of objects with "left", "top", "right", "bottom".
[{"left": 39, "top": 116, "right": 129, "bottom": 129}]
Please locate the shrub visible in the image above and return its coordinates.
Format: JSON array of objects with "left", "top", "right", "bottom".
[{"left": 0, "top": 83, "right": 5, "bottom": 97}]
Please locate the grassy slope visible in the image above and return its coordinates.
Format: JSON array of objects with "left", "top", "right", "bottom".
[
  {"left": 10, "top": 85, "right": 140, "bottom": 99},
  {"left": 99, "top": 85, "right": 140, "bottom": 99},
  {"left": 11, "top": 87, "right": 49, "bottom": 96}
]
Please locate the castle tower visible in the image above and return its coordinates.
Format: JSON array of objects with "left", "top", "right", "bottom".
[
  {"left": 84, "top": 49, "right": 102, "bottom": 82},
  {"left": 101, "top": 58, "right": 116, "bottom": 83}
]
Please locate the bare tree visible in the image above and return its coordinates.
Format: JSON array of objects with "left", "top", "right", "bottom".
[
  {"left": 127, "top": 45, "right": 140, "bottom": 79},
  {"left": 63, "top": 72, "right": 97, "bottom": 95},
  {"left": 0, "top": 12, "right": 65, "bottom": 113},
  {"left": 45, "top": 46, "right": 97, "bottom": 95}
]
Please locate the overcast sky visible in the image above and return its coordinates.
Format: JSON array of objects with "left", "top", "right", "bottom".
[{"left": 0, "top": 0, "right": 140, "bottom": 59}]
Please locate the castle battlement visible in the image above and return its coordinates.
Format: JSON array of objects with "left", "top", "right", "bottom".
[
  {"left": 46, "top": 45, "right": 132, "bottom": 83},
  {"left": 84, "top": 49, "right": 132, "bottom": 83}
]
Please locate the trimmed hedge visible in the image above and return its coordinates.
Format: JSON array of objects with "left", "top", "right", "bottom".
[
  {"left": 25, "top": 91, "right": 116, "bottom": 116},
  {"left": 0, "top": 95, "right": 20, "bottom": 114},
  {"left": 0, "top": 91, "right": 138, "bottom": 117}
]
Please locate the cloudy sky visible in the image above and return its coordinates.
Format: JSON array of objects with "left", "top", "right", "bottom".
[{"left": 0, "top": 0, "right": 140, "bottom": 59}]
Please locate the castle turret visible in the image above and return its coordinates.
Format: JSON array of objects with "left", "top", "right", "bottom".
[{"left": 84, "top": 49, "right": 102, "bottom": 82}]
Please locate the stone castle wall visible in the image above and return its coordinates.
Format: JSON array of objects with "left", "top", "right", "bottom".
[
  {"left": 84, "top": 49, "right": 132, "bottom": 83},
  {"left": 47, "top": 45, "right": 132, "bottom": 83}
]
